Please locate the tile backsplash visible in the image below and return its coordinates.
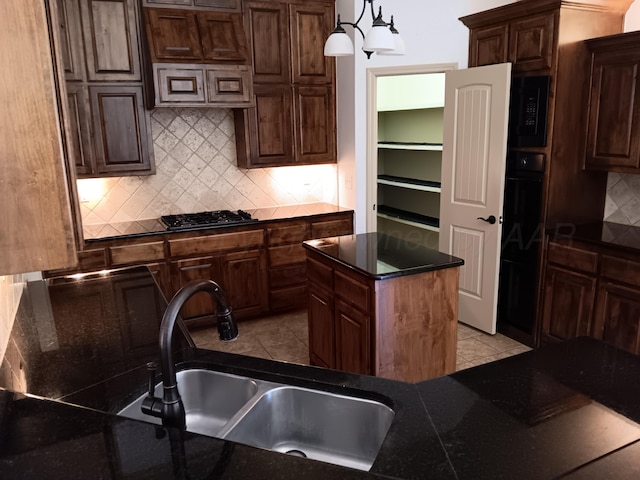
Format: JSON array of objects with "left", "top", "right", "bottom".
[
  {"left": 79, "top": 108, "right": 338, "bottom": 228},
  {"left": 604, "top": 173, "right": 640, "bottom": 226}
]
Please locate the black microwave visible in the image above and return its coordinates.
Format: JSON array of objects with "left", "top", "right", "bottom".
[{"left": 509, "top": 75, "right": 551, "bottom": 148}]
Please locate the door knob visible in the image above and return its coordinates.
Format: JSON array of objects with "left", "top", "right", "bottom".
[{"left": 477, "top": 215, "right": 497, "bottom": 224}]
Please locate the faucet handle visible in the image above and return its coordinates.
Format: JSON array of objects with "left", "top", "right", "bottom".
[{"left": 146, "top": 361, "right": 158, "bottom": 397}]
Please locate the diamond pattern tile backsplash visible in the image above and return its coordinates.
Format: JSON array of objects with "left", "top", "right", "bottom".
[
  {"left": 78, "top": 108, "right": 338, "bottom": 227},
  {"left": 604, "top": 173, "right": 640, "bottom": 226}
]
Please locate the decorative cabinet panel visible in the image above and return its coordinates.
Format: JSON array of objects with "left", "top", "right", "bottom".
[
  {"left": 308, "top": 284, "right": 335, "bottom": 369},
  {"left": 152, "top": 63, "right": 252, "bottom": 107},
  {"left": 235, "top": 0, "right": 336, "bottom": 168},
  {"left": 334, "top": 298, "right": 371, "bottom": 375},
  {"left": 585, "top": 32, "right": 640, "bottom": 173},
  {"left": 81, "top": 0, "right": 142, "bottom": 81},
  {"left": 469, "top": 24, "right": 508, "bottom": 67},
  {"left": 54, "top": 0, "right": 154, "bottom": 178},
  {"left": 89, "top": 85, "right": 154, "bottom": 175},
  {"left": 593, "top": 281, "right": 640, "bottom": 355},
  {"left": 220, "top": 248, "right": 268, "bottom": 319}
]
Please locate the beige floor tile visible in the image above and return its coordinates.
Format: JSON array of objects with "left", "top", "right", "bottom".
[
  {"left": 476, "top": 333, "right": 526, "bottom": 352},
  {"left": 287, "top": 321, "right": 309, "bottom": 344},
  {"left": 456, "top": 337, "right": 501, "bottom": 362},
  {"left": 264, "top": 338, "right": 309, "bottom": 363},
  {"left": 255, "top": 328, "right": 302, "bottom": 349},
  {"left": 457, "top": 323, "right": 484, "bottom": 340}
]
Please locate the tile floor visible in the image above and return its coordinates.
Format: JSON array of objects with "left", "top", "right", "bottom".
[{"left": 189, "top": 309, "right": 532, "bottom": 373}]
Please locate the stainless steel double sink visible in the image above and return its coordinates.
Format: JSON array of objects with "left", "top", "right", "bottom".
[{"left": 118, "top": 369, "right": 395, "bottom": 472}]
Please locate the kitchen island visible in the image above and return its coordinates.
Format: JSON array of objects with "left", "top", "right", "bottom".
[
  {"left": 303, "top": 232, "right": 464, "bottom": 382},
  {"left": 1, "top": 267, "right": 639, "bottom": 479}
]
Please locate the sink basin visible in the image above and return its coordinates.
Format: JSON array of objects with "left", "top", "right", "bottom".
[
  {"left": 118, "top": 369, "right": 257, "bottom": 437},
  {"left": 221, "top": 386, "right": 395, "bottom": 472}
]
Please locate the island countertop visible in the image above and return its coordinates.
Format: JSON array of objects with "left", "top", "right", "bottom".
[
  {"left": 302, "top": 232, "right": 464, "bottom": 280},
  {"left": 1, "top": 267, "right": 640, "bottom": 479}
]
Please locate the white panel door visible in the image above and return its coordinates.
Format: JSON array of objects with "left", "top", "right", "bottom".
[{"left": 439, "top": 63, "right": 511, "bottom": 334}]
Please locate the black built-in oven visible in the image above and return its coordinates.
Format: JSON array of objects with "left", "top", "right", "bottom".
[{"left": 497, "top": 152, "right": 545, "bottom": 341}]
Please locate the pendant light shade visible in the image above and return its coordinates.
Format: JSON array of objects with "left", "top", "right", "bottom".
[
  {"left": 324, "top": 21, "right": 355, "bottom": 56},
  {"left": 377, "top": 16, "right": 405, "bottom": 56},
  {"left": 323, "top": 1, "right": 404, "bottom": 58}
]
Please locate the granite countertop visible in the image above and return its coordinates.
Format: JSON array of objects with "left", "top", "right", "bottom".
[
  {"left": 1, "top": 267, "right": 640, "bottom": 478},
  {"left": 550, "top": 221, "right": 640, "bottom": 254},
  {"left": 83, "top": 202, "right": 353, "bottom": 241},
  {"left": 303, "top": 232, "right": 464, "bottom": 279}
]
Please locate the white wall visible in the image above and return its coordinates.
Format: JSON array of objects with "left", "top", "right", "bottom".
[{"left": 336, "top": 0, "right": 640, "bottom": 233}]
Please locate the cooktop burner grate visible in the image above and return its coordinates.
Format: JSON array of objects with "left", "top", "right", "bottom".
[{"left": 161, "top": 210, "right": 257, "bottom": 231}]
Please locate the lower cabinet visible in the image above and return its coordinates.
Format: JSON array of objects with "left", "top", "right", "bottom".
[
  {"left": 170, "top": 256, "right": 220, "bottom": 325},
  {"left": 541, "top": 239, "right": 640, "bottom": 355},
  {"left": 334, "top": 298, "right": 371, "bottom": 375},
  {"left": 220, "top": 248, "right": 268, "bottom": 319},
  {"left": 307, "top": 283, "right": 335, "bottom": 369}
]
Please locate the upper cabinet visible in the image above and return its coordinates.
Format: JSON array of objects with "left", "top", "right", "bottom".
[
  {"left": 0, "top": 0, "right": 78, "bottom": 274},
  {"left": 234, "top": 0, "right": 336, "bottom": 168},
  {"left": 584, "top": 31, "right": 640, "bottom": 173},
  {"left": 141, "top": 0, "right": 252, "bottom": 108},
  {"left": 55, "top": 0, "right": 154, "bottom": 178}
]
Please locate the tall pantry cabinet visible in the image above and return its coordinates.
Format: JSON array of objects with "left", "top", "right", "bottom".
[{"left": 460, "top": 0, "right": 634, "bottom": 346}]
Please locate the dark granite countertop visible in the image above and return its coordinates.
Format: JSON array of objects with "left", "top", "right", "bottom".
[
  {"left": 84, "top": 202, "right": 353, "bottom": 241},
  {"left": 303, "top": 232, "right": 464, "bottom": 279},
  {"left": 2, "top": 267, "right": 640, "bottom": 478},
  {"left": 550, "top": 221, "right": 640, "bottom": 254}
]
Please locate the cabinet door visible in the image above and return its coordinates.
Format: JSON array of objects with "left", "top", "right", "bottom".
[
  {"left": 197, "top": 12, "right": 247, "bottom": 62},
  {"left": 335, "top": 298, "right": 371, "bottom": 375},
  {"left": 541, "top": 265, "right": 596, "bottom": 343},
  {"left": 585, "top": 50, "right": 640, "bottom": 171},
  {"left": 244, "top": 1, "right": 290, "bottom": 84},
  {"left": 65, "top": 83, "right": 94, "bottom": 175},
  {"left": 145, "top": 8, "right": 203, "bottom": 61},
  {"left": 89, "top": 85, "right": 154, "bottom": 176},
  {"left": 204, "top": 65, "right": 253, "bottom": 105},
  {"left": 171, "top": 256, "right": 219, "bottom": 323},
  {"left": 220, "top": 249, "right": 268, "bottom": 319},
  {"left": 56, "top": 0, "right": 86, "bottom": 81},
  {"left": 289, "top": 2, "right": 334, "bottom": 85},
  {"left": 235, "top": 84, "right": 294, "bottom": 167},
  {"left": 81, "top": 0, "right": 141, "bottom": 81},
  {"left": 308, "top": 283, "right": 335, "bottom": 369},
  {"left": 468, "top": 24, "right": 508, "bottom": 68},
  {"left": 592, "top": 281, "right": 640, "bottom": 355},
  {"left": 507, "top": 12, "right": 555, "bottom": 72},
  {"left": 293, "top": 86, "right": 336, "bottom": 164}
]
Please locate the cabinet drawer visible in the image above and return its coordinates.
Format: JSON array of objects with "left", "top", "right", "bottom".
[
  {"left": 154, "top": 64, "right": 205, "bottom": 104},
  {"left": 268, "top": 244, "right": 306, "bottom": 267},
  {"left": 547, "top": 242, "right": 598, "bottom": 274},
  {"left": 205, "top": 65, "right": 252, "bottom": 105},
  {"left": 77, "top": 248, "right": 108, "bottom": 271},
  {"left": 311, "top": 217, "right": 353, "bottom": 239},
  {"left": 110, "top": 242, "right": 165, "bottom": 266},
  {"left": 307, "top": 256, "right": 333, "bottom": 289},
  {"left": 269, "top": 263, "right": 306, "bottom": 289},
  {"left": 600, "top": 255, "right": 640, "bottom": 289},
  {"left": 267, "top": 222, "right": 309, "bottom": 245},
  {"left": 169, "top": 230, "right": 263, "bottom": 257},
  {"left": 335, "top": 271, "right": 370, "bottom": 312}
]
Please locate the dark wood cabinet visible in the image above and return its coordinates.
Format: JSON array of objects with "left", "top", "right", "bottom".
[
  {"left": 585, "top": 32, "right": 640, "bottom": 173},
  {"left": 334, "top": 297, "right": 371, "bottom": 375},
  {"left": 542, "top": 238, "right": 640, "bottom": 356},
  {"left": 235, "top": 0, "right": 336, "bottom": 168},
  {"left": 143, "top": 0, "right": 240, "bottom": 11},
  {"left": 171, "top": 256, "right": 220, "bottom": 323},
  {"left": 220, "top": 248, "right": 268, "bottom": 319},
  {"left": 466, "top": 9, "right": 555, "bottom": 73},
  {"left": 89, "top": 85, "right": 154, "bottom": 175},
  {"left": 144, "top": 8, "right": 247, "bottom": 63},
  {"left": 54, "top": 0, "right": 154, "bottom": 178},
  {"left": 307, "top": 281, "right": 334, "bottom": 369}
]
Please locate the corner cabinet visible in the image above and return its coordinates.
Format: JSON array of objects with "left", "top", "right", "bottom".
[
  {"left": 54, "top": 0, "right": 155, "bottom": 178},
  {"left": 234, "top": 0, "right": 336, "bottom": 168},
  {"left": 584, "top": 32, "right": 640, "bottom": 173}
]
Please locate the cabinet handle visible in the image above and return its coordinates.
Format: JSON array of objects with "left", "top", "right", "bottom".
[
  {"left": 477, "top": 215, "right": 497, "bottom": 224},
  {"left": 180, "top": 263, "right": 212, "bottom": 271},
  {"left": 165, "top": 46, "right": 191, "bottom": 51}
]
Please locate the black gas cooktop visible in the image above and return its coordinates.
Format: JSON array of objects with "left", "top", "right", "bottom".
[{"left": 161, "top": 210, "right": 257, "bottom": 231}]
